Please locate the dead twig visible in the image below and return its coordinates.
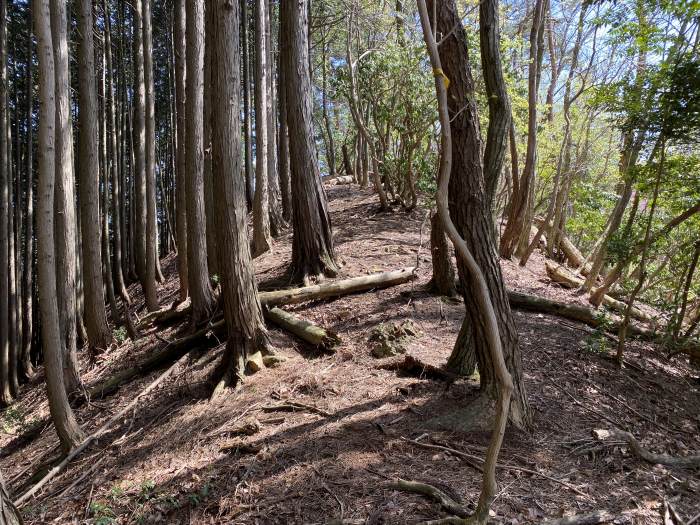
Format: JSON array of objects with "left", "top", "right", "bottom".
[
  {"left": 389, "top": 478, "right": 469, "bottom": 518},
  {"left": 542, "top": 510, "right": 615, "bottom": 525},
  {"left": 262, "top": 400, "right": 332, "bottom": 417}
]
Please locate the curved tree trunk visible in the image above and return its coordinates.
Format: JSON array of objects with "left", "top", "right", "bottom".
[
  {"left": 78, "top": 0, "right": 112, "bottom": 351},
  {"left": 51, "top": 0, "right": 82, "bottom": 396},
  {"left": 185, "top": 0, "right": 215, "bottom": 324},
  {"left": 211, "top": 0, "right": 269, "bottom": 389},
  {"left": 35, "top": 0, "right": 85, "bottom": 452},
  {"left": 430, "top": 0, "right": 530, "bottom": 429},
  {"left": 174, "top": 0, "right": 188, "bottom": 301},
  {"left": 281, "top": 0, "right": 338, "bottom": 284}
]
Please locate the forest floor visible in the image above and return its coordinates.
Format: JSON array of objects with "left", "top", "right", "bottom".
[{"left": 2, "top": 185, "right": 699, "bottom": 524}]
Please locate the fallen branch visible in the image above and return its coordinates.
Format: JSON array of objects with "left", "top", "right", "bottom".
[
  {"left": 542, "top": 511, "right": 615, "bottom": 525},
  {"left": 264, "top": 307, "right": 340, "bottom": 351},
  {"left": 15, "top": 352, "right": 193, "bottom": 507},
  {"left": 593, "top": 429, "right": 700, "bottom": 468},
  {"left": 262, "top": 401, "right": 332, "bottom": 418}
]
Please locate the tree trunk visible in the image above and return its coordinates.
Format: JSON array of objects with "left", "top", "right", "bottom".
[
  {"left": 202, "top": 1, "right": 218, "bottom": 276},
  {"left": 0, "top": 0, "right": 10, "bottom": 405},
  {"left": 241, "top": 0, "right": 254, "bottom": 211},
  {"left": 278, "top": 40, "right": 292, "bottom": 222},
  {"left": 78, "top": 0, "right": 112, "bottom": 351},
  {"left": 430, "top": 0, "right": 530, "bottom": 429},
  {"left": 174, "top": 0, "right": 188, "bottom": 301},
  {"left": 282, "top": 0, "right": 338, "bottom": 284},
  {"left": 252, "top": 0, "right": 272, "bottom": 256},
  {"left": 185, "top": 0, "right": 215, "bottom": 324},
  {"left": 0, "top": 468, "right": 21, "bottom": 524},
  {"left": 499, "top": 0, "right": 546, "bottom": 260},
  {"left": 429, "top": 211, "right": 456, "bottom": 297},
  {"left": 21, "top": 19, "right": 34, "bottom": 380},
  {"left": 51, "top": 0, "right": 82, "bottom": 396},
  {"left": 142, "top": 0, "right": 159, "bottom": 311},
  {"left": 132, "top": 0, "right": 147, "bottom": 290},
  {"left": 104, "top": 0, "right": 130, "bottom": 305},
  {"left": 265, "top": 0, "right": 286, "bottom": 237},
  {"left": 35, "top": 0, "right": 85, "bottom": 451},
  {"left": 211, "top": 0, "right": 269, "bottom": 390}
]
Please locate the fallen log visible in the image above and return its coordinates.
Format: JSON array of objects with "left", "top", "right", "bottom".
[
  {"left": 145, "top": 268, "right": 417, "bottom": 327},
  {"left": 264, "top": 308, "right": 341, "bottom": 351},
  {"left": 507, "top": 290, "right": 700, "bottom": 361},
  {"left": 87, "top": 319, "right": 225, "bottom": 399},
  {"left": 258, "top": 267, "right": 417, "bottom": 307},
  {"left": 545, "top": 262, "right": 654, "bottom": 325}
]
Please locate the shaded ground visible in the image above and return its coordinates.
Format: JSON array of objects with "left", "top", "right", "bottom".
[{"left": 2, "top": 185, "right": 699, "bottom": 524}]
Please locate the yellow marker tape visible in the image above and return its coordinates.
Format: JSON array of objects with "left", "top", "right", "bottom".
[{"left": 433, "top": 68, "right": 450, "bottom": 90}]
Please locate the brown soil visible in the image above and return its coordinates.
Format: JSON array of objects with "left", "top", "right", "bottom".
[{"left": 2, "top": 185, "right": 699, "bottom": 524}]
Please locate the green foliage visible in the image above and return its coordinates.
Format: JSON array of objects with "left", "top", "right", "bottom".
[
  {"left": 113, "top": 326, "right": 127, "bottom": 345},
  {"left": 89, "top": 501, "right": 116, "bottom": 525}
]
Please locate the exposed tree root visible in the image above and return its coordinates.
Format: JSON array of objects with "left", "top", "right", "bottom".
[
  {"left": 378, "top": 355, "right": 458, "bottom": 382},
  {"left": 389, "top": 478, "right": 469, "bottom": 519},
  {"left": 593, "top": 429, "right": 700, "bottom": 468}
]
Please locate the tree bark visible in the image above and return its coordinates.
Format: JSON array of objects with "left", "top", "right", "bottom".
[
  {"left": 103, "top": 0, "right": 130, "bottom": 305},
  {"left": 282, "top": 0, "right": 338, "bottom": 284},
  {"left": 0, "top": 0, "right": 11, "bottom": 405},
  {"left": 51, "top": 0, "right": 82, "bottom": 396},
  {"left": 174, "top": 0, "right": 188, "bottom": 301},
  {"left": 21, "top": 19, "right": 34, "bottom": 380},
  {"left": 78, "top": 0, "right": 112, "bottom": 351},
  {"left": 211, "top": 0, "right": 269, "bottom": 390},
  {"left": 202, "top": 1, "right": 218, "bottom": 276},
  {"left": 265, "top": 0, "right": 286, "bottom": 237},
  {"left": 142, "top": 0, "right": 159, "bottom": 311},
  {"left": 185, "top": 0, "right": 215, "bottom": 324},
  {"left": 278, "top": 40, "right": 292, "bottom": 222},
  {"left": 35, "top": 0, "right": 85, "bottom": 451},
  {"left": 430, "top": 0, "right": 530, "bottom": 429},
  {"left": 429, "top": 211, "right": 456, "bottom": 297},
  {"left": 252, "top": 0, "right": 272, "bottom": 256},
  {"left": 132, "top": 0, "right": 147, "bottom": 290},
  {"left": 241, "top": 0, "right": 254, "bottom": 211}
]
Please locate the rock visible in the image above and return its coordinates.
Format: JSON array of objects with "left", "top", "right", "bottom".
[
  {"left": 246, "top": 351, "right": 265, "bottom": 374},
  {"left": 263, "top": 355, "right": 287, "bottom": 368}
]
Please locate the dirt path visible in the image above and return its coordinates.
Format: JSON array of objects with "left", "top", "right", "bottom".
[{"left": 2, "top": 185, "right": 699, "bottom": 524}]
